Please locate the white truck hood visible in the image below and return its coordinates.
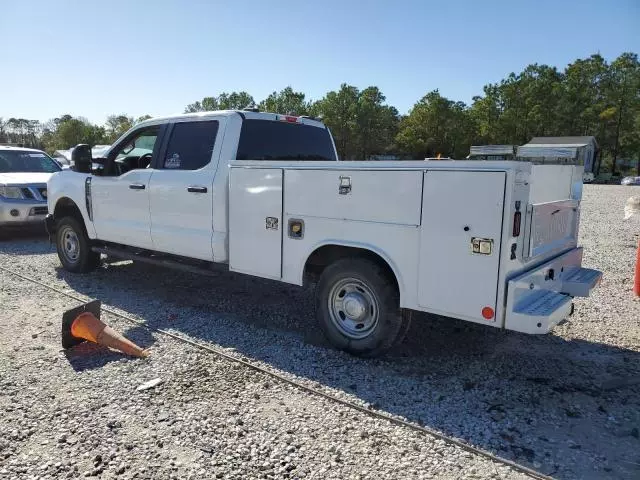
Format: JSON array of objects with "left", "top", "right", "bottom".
[{"left": 0, "top": 172, "right": 54, "bottom": 185}]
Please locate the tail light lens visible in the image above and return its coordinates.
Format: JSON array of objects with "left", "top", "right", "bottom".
[{"left": 513, "top": 211, "right": 522, "bottom": 237}]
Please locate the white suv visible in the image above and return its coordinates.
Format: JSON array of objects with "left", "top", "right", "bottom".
[{"left": 0, "top": 146, "right": 61, "bottom": 227}]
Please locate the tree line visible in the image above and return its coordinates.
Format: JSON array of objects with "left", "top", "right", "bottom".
[
  {"left": 0, "top": 114, "right": 152, "bottom": 154},
  {"left": 2, "top": 52, "right": 638, "bottom": 174}
]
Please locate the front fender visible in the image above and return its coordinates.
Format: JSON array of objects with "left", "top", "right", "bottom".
[{"left": 47, "top": 170, "right": 97, "bottom": 239}]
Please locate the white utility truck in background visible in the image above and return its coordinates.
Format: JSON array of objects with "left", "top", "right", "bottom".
[{"left": 46, "top": 110, "right": 602, "bottom": 357}]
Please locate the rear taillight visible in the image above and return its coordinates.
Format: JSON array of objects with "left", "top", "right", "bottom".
[
  {"left": 513, "top": 211, "right": 522, "bottom": 237},
  {"left": 280, "top": 115, "right": 299, "bottom": 123}
]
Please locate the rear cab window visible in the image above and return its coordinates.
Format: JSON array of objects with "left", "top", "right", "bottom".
[{"left": 236, "top": 119, "right": 336, "bottom": 161}]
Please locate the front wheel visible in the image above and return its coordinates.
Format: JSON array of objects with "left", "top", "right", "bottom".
[
  {"left": 55, "top": 216, "right": 100, "bottom": 273},
  {"left": 315, "top": 258, "right": 405, "bottom": 357}
]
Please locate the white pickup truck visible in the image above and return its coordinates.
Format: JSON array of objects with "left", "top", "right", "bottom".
[{"left": 46, "top": 110, "right": 602, "bottom": 357}]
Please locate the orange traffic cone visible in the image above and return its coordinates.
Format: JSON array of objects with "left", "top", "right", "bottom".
[
  {"left": 624, "top": 197, "right": 640, "bottom": 296},
  {"left": 62, "top": 300, "right": 149, "bottom": 357},
  {"left": 634, "top": 239, "right": 640, "bottom": 297}
]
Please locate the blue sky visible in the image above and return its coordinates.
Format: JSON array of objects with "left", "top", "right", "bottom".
[{"left": 1, "top": 0, "right": 638, "bottom": 124}]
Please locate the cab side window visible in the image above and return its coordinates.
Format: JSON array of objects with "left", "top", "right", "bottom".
[
  {"left": 107, "top": 126, "right": 160, "bottom": 176},
  {"left": 162, "top": 121, "right": 219, "bottom": 170}
]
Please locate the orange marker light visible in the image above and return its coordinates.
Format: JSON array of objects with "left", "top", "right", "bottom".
[{"left": 482, "top": 307, "right": 495, "bottom": 320}]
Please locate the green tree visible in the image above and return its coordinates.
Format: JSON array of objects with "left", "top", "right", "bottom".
[
  {"left": 3, "top": 118, "right": 43, "bottom": 148},
  {"left": 396, "top": 90, "right": 474, "bottom": 158},
  {"left": 184, "top": 97, "right": 218, "bottom": 112},
  {"left": 0, "top": 118, "right": 6, "bottom": 143},
  {"left": 135, "top": 115, "right": 153, "bottom": 124},
  {"left": 217, "top": 91, "right": 255, "bottom": 110},
  {"left": 312, "top": 84, "right": 360, "bottom": 159},
  {"left": 354, "top": 87, "right": 399, "bottom": 159},
  {"left": 602, "top": 53, "right": 640, "bottom": 174},
  {"left": 184, "top": 92, "right": 255, "bottom": 112},
  {"left": 469, "top": 84, "right": 502, "bottom": 144},
  {"left": 105, "top": 114, "right": 134, "bottom": 142},
  {"left": 559, "top": 54, "right": 609, "bottom": 136},
  {"left": 43, "top": 116, "right": 106, "bottom": 151},
  {"left": 466, "top": 52, "right": 640, "bottom": 174},
  {"left": 519, "top": 64, "right": 564, "bottom": 139},
  {"left": 258, "top": 87, "right": 310, "bottom": 115},
  {"left": 312, "top": 84, "right": 401, "bottom": 159},
  {"left": 474, "top": 65, "right": 564, "bottom": 145}
]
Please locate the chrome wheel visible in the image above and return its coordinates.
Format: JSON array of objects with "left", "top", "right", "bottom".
[
  {"left": 60, "top": 226, "right": 80, "bottom": 264},
  {"left": 327, "top": 277, "right": 379, "bottom": 340}
]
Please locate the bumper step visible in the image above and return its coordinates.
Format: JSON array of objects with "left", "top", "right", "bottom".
[
  {"left": 514, "top": 289, "right": 572, "bottom": 316},
  {"left": 506, "top": 248, "right": 601, "bottom": 335},
  {"left": 508, "top": 289, "right": 573, "bottom": 334},
  {"left": 561, "top": 267, "right": 602, "bottom": 297}
]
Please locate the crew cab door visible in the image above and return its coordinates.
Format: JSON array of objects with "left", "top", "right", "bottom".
[
  {"left": 148, "top": 119, "right": 223, "bottom": 261},
  {"left": 91, "top": 124, "right": 166, "bottom": 249}
]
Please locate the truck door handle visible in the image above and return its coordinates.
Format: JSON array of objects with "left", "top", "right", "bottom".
[
  {"left": 187, "top": 186, "right": 208, "bottom": 193},
  {"left": 129, "top": 183, "right": 145, "bottom": 190}
]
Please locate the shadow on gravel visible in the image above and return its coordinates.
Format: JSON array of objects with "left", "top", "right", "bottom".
[
  {"left": 121, "top": 324, "right": 158, "bottom": 350},
  {"left": 64, "top": 342, "right": 131, "bottom": 371},
  {"left": 57, "top": 260, "right": 640, "bottom": 480},
  {"left": 0, "top": 227, "right": 52, "bottom": 256}
]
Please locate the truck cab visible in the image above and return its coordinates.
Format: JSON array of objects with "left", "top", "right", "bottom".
[
  {"left": 47, "top": 110, "right": 601, "bottom": 357},
  {"left": 48, "top": 110, "right": 336, "bottom": 261}
]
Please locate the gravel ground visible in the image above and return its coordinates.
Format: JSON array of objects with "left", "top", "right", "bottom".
[{"left": 1, "top": 184, "right": 639, "bottom": 480}]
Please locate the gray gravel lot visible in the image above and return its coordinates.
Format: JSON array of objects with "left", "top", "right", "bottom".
[{"left": 1, "top": 184, "right": 639, "bottom": 480}]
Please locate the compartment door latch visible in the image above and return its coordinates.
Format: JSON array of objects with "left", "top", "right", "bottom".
[
  {"left": 339, "top": 176, "right": 351, "bottom": 195},
  {"left": 471, "top": 237, "right": 493, "bottom": 255}
]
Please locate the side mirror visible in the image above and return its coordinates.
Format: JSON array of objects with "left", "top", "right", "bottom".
[
  {"left": 91, "top": 157, "right": 107, "bottom": 175},
  {"left": 71, "top": 144, "right": 93, "bottom": 173}
]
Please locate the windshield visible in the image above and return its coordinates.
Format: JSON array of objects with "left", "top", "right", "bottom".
[{"left": 0, "top": 150, "right": 62, "bottom": 173}]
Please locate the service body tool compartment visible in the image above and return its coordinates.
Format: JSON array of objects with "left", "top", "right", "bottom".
[
  {"left": 229, "top": 168, "right": 283, "bottom": 280},
  {"left": 418, "top": 170, "right": 506, "bottom": 322},
  {"left": 284, "top": 170, "right": 423, "bottom": 225}
]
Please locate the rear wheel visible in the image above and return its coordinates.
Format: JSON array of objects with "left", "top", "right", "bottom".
[
  {"left": 55, "top": 216, "right": 100, "bottom": 273},
  {"left": 315, "top": 258, "right": 405, "bottom": 357}
]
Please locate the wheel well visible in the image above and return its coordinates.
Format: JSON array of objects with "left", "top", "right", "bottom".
[
  {"left": 54, "top": 198, "right": 86, "bottom": 232},
  {"left": 304, "top": 245, "right": 399, "bottom": 293}
]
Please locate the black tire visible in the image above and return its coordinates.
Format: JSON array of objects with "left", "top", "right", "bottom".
[
  {"left": 55, "top": 216, "right": 100, "bottom": 273},
  {"left": 395, "top": 309, "right": 413, "bottom": 346},
  {"left": 315, "top": 257, "right": 404, "bottom": 357}
]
